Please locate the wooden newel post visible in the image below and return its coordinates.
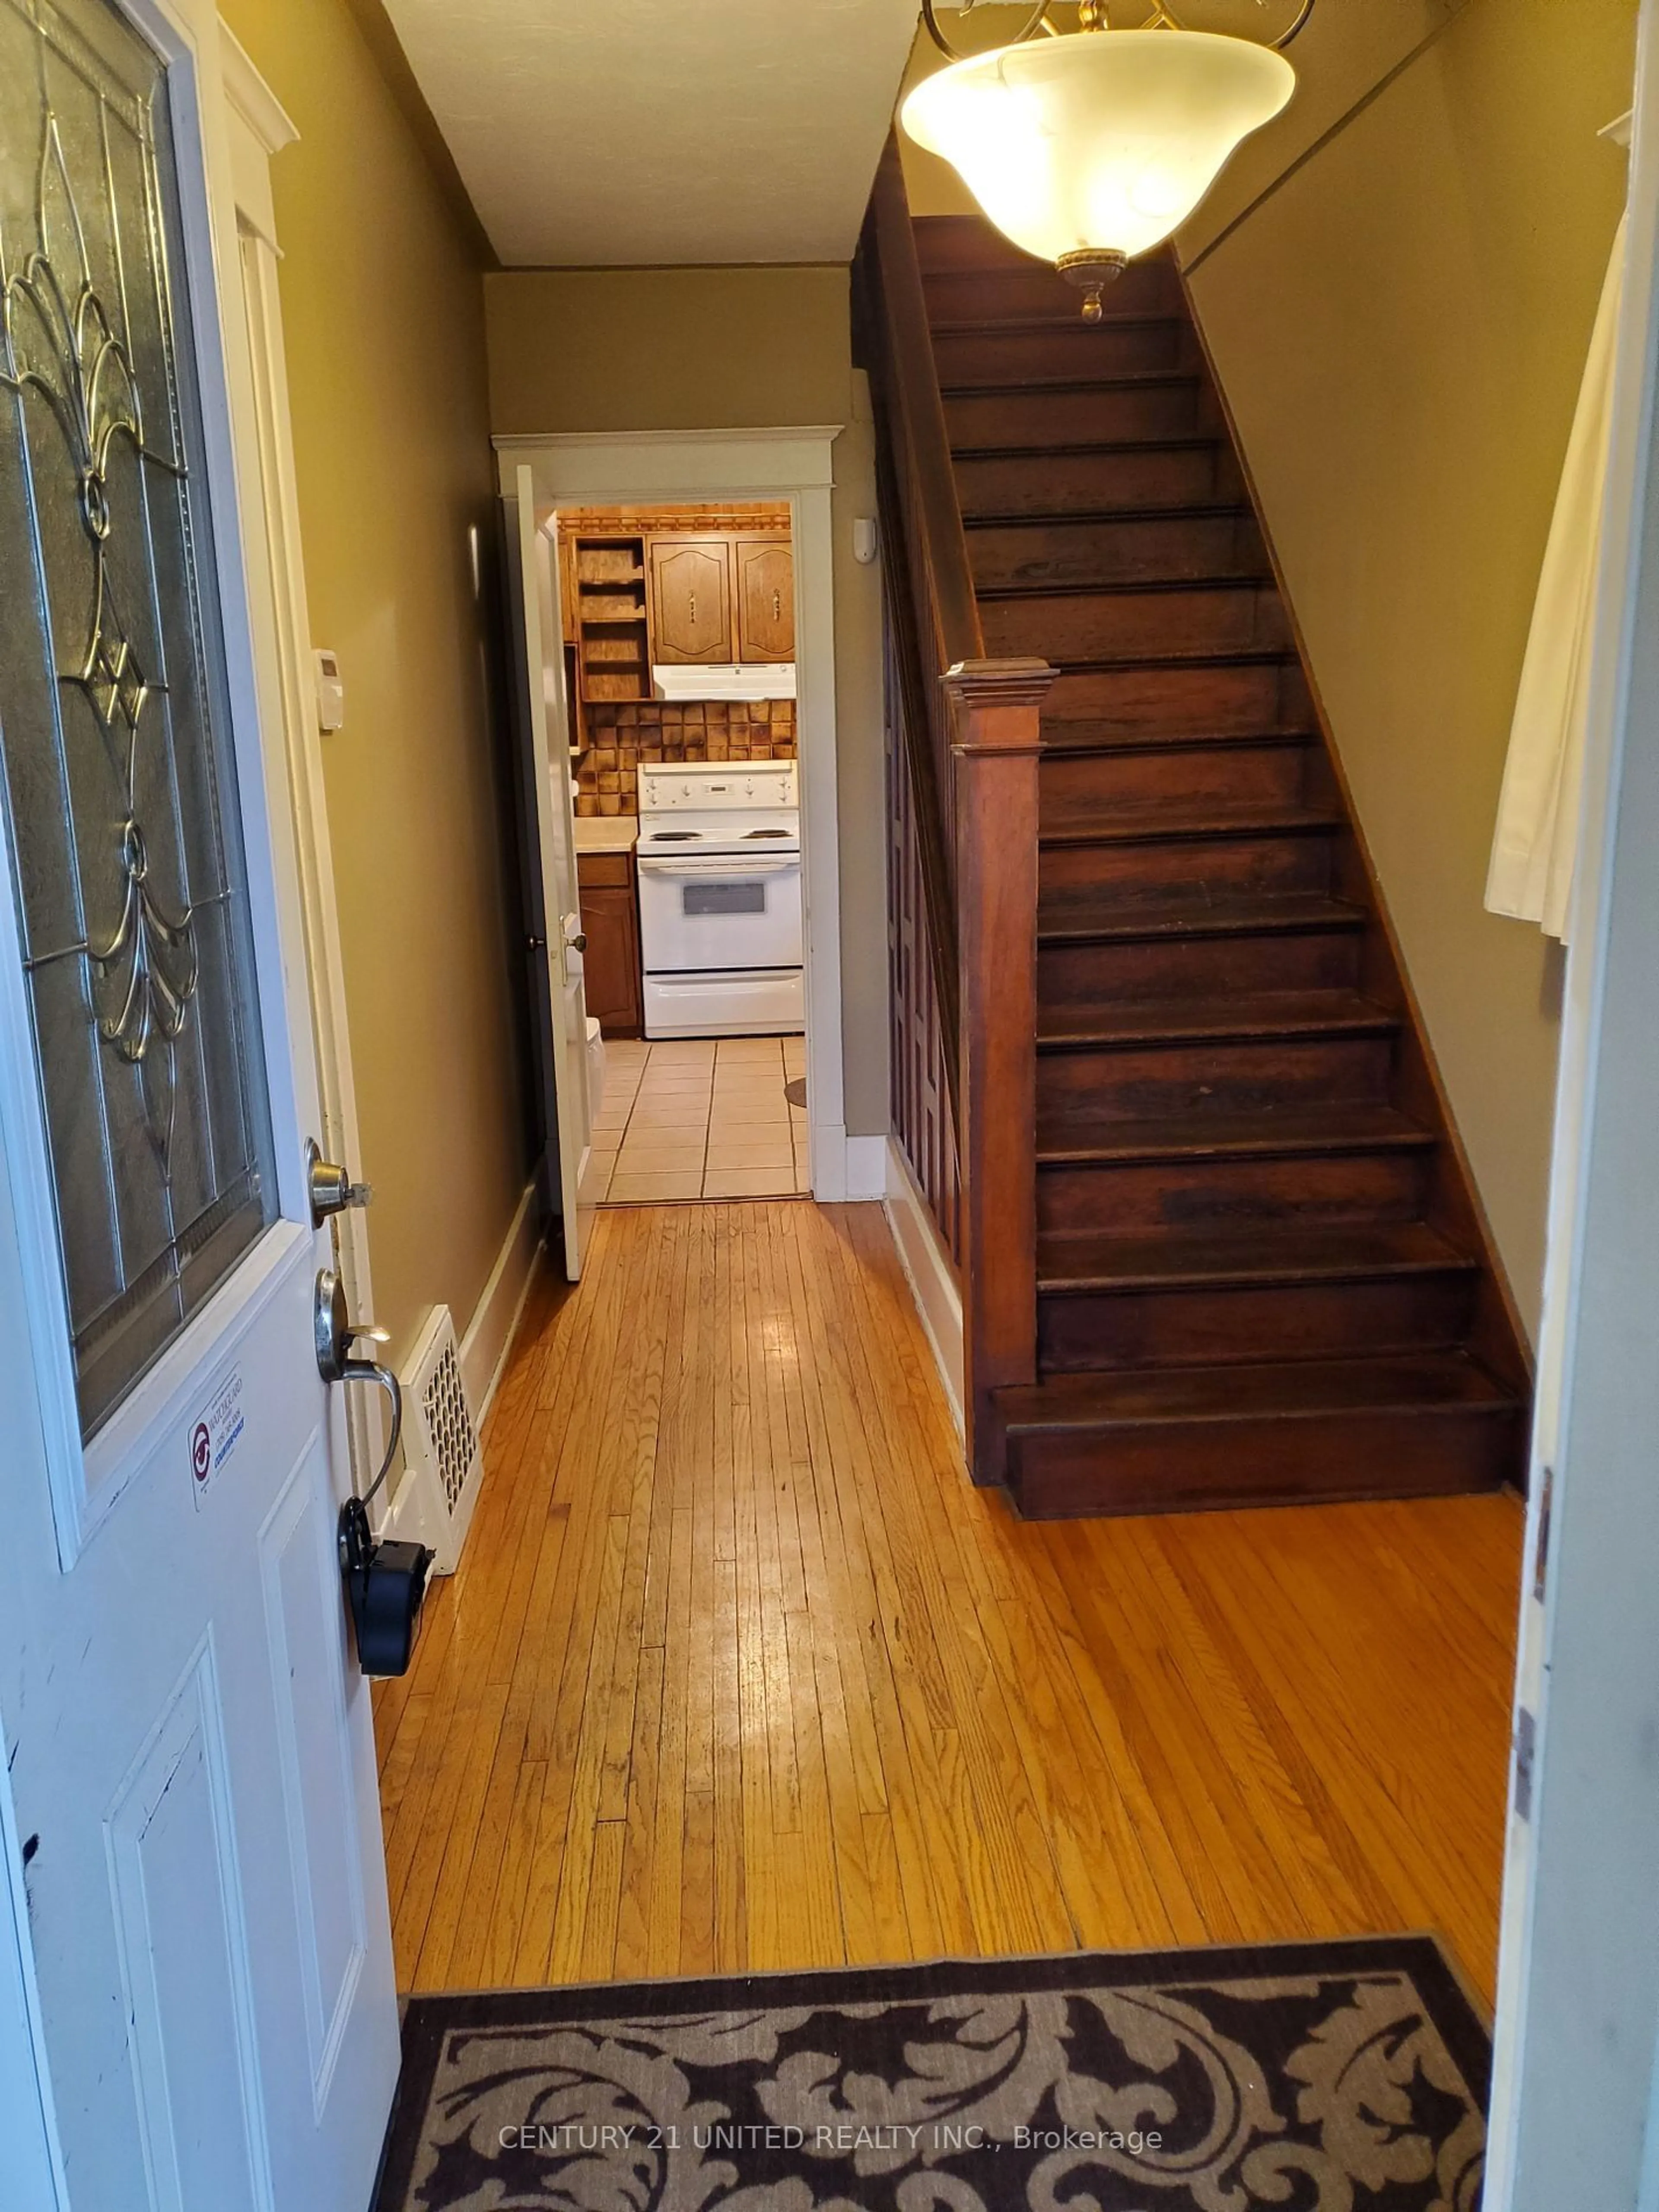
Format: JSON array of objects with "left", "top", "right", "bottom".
[{"left": 944, "top": 657, "right": 1057, "bottom": 1485}]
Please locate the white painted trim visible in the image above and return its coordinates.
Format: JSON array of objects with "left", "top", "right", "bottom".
[
  {"left": 223, "top": 62, "right": 382, "bottom": 1489},
  {"left": 845, "top": 1134, "right": 888, "bottom": 1202},
  {"left": 812, "top": 1124, "right": 849, "bottom": 1203},
  {"left": 884, "top": 1138, "right": 964, "bottom": 1436},
  {"left": 496, "top": 429, "right": 848, "bottom": 1201},
  {"left": 219, "top": 25, "right": 297, "bottom": 160},
  {"left": 493, "top": 426, "right": 840, "bottom": 487},
  {"left": 459, "top": 1182, "right": 544, "bottom": 1425}
]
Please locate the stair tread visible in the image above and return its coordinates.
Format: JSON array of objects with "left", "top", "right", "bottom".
[
  {"left": 1039, "top": 989, "right": 1397, "bottom": 1047},
  {"left": 944, "top": 370, "right": 1203, "bottom": 399},
  {"left": 1041, "top": 801, "right": 1341, "bottom": 848},
  {"left": 982, "top": 573, "right": 1275, "bottom": 602},
  {"left": 1038, "top": 1103, "right": 1437, "bottom": 1164},
  {"left": 994, "top": 1350, "right": 1519, "bottom": 1432},
  {"left": 953, "top": 433, "right": 1226, "bottom": 461},
  {"left": 1047, "top": 647, "right": 1297, "bottom": 673},
  {"left": 931, "top": 311, "right": 1185, "bottom": 337},
  {"left": 967, "top": 501, "right": 1254, "bottom": 531},
  {"left": 1041, "top": 725, "right": 1320, "bottom": 756},
  {"left": 1038, "top": 1220, "right": 1474, "bottom": 1294},
  {"left": 1038, "top": 890, "right": 1367, "bottom": 944}
]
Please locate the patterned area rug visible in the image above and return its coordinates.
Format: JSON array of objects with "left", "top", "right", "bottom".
[{"left": 376, "top": 1937, "right": 1489, "bottom": 2211}]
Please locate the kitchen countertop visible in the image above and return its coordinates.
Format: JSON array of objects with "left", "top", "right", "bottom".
[{"left": 573, "top": 817, "right": 639, "bottom": 855}]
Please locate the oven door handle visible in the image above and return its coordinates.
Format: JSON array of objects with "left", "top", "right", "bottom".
[{"left": 637, "top": 856, "right": 801, "bottom": 878}]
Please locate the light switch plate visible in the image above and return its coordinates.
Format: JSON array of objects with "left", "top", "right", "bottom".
[{"left": 314, "top": 648, "right": 345, "bottom": 733}]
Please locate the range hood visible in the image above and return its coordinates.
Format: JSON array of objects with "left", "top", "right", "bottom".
[{"left": 652, "top": 662, "right": 796, "bottom": 702}]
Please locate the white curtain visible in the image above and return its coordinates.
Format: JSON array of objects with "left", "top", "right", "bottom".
[{"left": 1485, "top": 212, "right": 1627, "bottom": 942}]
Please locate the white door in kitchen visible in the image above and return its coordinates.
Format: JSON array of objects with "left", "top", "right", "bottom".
[
  {"left": 0, "top": 0, "right": 398, "bottom": 2204},
  {"left": 503, "top": 470, "right": 594, "bottom": 1279}
]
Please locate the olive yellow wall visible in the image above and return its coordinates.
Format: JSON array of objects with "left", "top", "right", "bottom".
[
  {"left": 484, "top": 267, "right": 890, "bottom": 1138},
  {"left": 219, "top": 0, "right": 529, "bottom": 1360},
  {"left": 1181, "top": 0, "right": 1637, "bottom": 1335}
]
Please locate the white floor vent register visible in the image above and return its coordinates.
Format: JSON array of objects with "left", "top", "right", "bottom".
[{"left": 394, "top": 1306, "right": 483, "bottom": 1576}]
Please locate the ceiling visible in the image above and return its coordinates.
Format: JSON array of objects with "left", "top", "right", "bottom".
[{"left": 379, "top": 0, "right": 923, "bottom": 267}]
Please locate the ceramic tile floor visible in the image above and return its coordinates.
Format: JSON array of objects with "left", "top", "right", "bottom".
[{"left": 591, "top": 1034, "right": 809, "bottom": 1203}]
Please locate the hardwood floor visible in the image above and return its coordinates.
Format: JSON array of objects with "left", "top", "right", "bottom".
[{"left": 373, "top": 1200, "right": 1522, "bottom": 2007}]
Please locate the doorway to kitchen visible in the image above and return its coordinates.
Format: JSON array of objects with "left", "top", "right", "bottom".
[
  {"left": 494, "top": 428, "right": 861, "bottom": 1210},
  {"left": 557, "top": 501, "right": 811, "bottom": 1204}
]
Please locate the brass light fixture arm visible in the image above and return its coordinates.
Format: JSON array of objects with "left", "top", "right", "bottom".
[
  {"left": 1269, "top": 0, "right": 1316, "bottom": 50},
  {"left": 918, "top": 0, "right": 1313, "bottom": 62},
  {"left": 921, "top": 0, "right": 1056, "bottom": 63}
]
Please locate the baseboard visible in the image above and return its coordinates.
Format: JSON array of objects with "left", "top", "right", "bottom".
[
  {"left": 459, "top": 1181, "right": 543, "bottom": 1427},
  {"left": 810, "top": 1121, "right": 848, "bottom": 1201},
  {"left": 845, "top": 1134, "right": 888, "bottom": 1201},
  {"left": 884, "top": 1137, "right": 964, "bottom": 1435},
  {"left": 810, "top": 1125, "right": 890, "bottom": 1202}
]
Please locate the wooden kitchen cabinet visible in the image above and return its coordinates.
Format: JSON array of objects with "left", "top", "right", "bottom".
[
  {"left": 648, "top": 537, "right": 734, "bottom": 664},
  {"left": 734, "top": 537, "right": 794, "bottom": 661},
  {"left": 576, "top": 849, "right": 642, "bottom": 1038}
]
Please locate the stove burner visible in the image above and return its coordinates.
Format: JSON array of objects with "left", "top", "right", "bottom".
[
  {"left": 745, "top": 827, "right": 792, "bottom": 838},
  {"left": 648, "top": 830, "right": 699, "bottom": 841}
]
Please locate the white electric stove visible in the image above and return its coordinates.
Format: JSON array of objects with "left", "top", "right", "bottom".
[{"left": 636, "top": 760, "right": 804, "bottom": 1037}]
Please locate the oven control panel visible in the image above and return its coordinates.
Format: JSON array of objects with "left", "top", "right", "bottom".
[{"left": 638, "top": 760, "right": 798, "bottom": 814}]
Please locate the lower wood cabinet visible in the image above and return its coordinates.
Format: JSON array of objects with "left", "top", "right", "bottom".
[{"left": 576, "top": 849, "right": 642, "bottom": 1039}]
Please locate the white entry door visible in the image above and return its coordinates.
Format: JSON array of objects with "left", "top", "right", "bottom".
[
  {"left": 1483, "top": 6, "right": 1659, "bottom": 2203},
  {"left": 0, "top": 0, "right": 397, "bottom": 2206},
  {"left": 504, "top": 473, "right": 594, "bottom": 1279}
]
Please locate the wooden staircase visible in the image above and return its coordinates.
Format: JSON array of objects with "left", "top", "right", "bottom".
[{"left": 862, "top": 182, "right": 1529, "bottom": 1519}]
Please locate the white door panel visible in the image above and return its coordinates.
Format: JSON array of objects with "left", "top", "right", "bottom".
[{"left": 0, "top": 0, "right": 398, "bottom": 2203}]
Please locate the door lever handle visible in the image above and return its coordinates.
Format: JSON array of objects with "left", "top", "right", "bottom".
[
  {"left": 314, "top": 1268, "right": 402, "bottom": 1501},
  {"left": 316, "top": 1268, "right": 430, "bottom": 1679}
]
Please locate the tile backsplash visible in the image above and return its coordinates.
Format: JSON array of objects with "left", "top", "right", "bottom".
[{"left": 575, "top": 699, "right": 796, "bottom": 817}]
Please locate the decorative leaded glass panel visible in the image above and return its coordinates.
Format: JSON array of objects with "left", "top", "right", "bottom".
[{"left": 0, "top": 0, "right": 276, "bottom": 1434}]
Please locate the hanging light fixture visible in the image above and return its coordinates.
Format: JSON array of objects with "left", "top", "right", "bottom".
[{"left": 901, "top": 0, "right": 1310, "bottom": 320}]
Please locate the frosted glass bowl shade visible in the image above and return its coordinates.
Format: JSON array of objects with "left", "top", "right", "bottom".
[{"left": 901, "top": 29, "right": 1294, "bottom": 266}]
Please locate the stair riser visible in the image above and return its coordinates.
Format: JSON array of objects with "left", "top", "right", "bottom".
[
  {"left": 1006, "top": 1405, "right": 1519, "bottom": 1519},
  {"left": 948, "top": 383, "right": 1210, "bottom": 449},
  {"left": 1037, "top": 1149, "right": 1430, "bottom": 1236},
  {"left": 1039, "top": 928, "right": 1361, "bottom": 1004},
  {"left": 983, "top": 585, "right": 1291, "bottom": 663},
  {"left": 1038, "top": 1034, "right": 1395, "bottom": 1119},
  {"left": 923, "top": 261, "right": 1182, "bottom": 324},
  {"left": 974, "top": 512, "right": 1268, "bottom": 592},
  {"left": 934, "top": 319, "right": 1195, "bottom": 387},
  {"left": 1039, "top": 1271, "right": 1477, "bottom": 1372},
  {"left": 1041, "top": 828, "right": 1337, "bottom": 902},
  {"left": 1044, "top": 660, "right": 1296, "bottom": 736},
  {"left": 1041, "top": 738, "right": 1311, "bottom": 814},
  {"left": 956, "top": 444, "right": 1245, "bottom": 519}
]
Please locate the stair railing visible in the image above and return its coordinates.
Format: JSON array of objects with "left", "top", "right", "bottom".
[{"left": 857, "top": 140, "right": 1056, "bottom": 1481}]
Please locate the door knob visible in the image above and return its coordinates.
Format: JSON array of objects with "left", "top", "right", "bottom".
[{"left": 306, "top": 1139, "right": 372, "bottom": 1227}]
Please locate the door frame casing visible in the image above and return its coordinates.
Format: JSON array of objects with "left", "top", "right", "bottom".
[
  {"left": 218, "top": 27, "right": 381, "bottom": 1496},
  {"left": 493, "top": 429, "right": 861, "bottom": 1198}
]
